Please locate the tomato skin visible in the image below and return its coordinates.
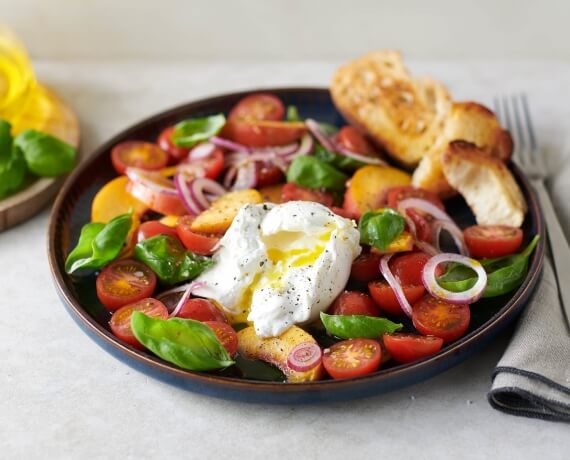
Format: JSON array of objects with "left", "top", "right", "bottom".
[
  {"left": 181, "top": 147, "right": 224, "bottom": 180},
  {"left": 322, "top": 339, "right": 382, "bottom": 379},
  {"left": 331, "top": 206, "right": 360, "bottom": 221},
  {"left": 137, "top": 221, "right": 178, "bottom": 242},
  {"left": 176, "top": 215, "right": 220, "bottom": 255},
  {"left": 126, "top": 178, "right": 187, "bottom": 216},
  {"left": 204, "top": 321, "right": 238, "bottom": 357},
  {"left": 412, "top": 296, "right": 471, "bottom": 343},
  {"left": 96, "top": 259, "right": 157, "bottom": 311},
  {"left": 229, "top": 93, "right": 285, "bottom": 122},
  {"left": 255, "top": 162, "right": 285, "bottom": 187},
  {"left": 281, "top": 182, "right": 334, "bottom": 207},
  {"left": 109, "top": 298, "right": 168, "bottom": 349},
  {"left": 368, "top": 281, "right": 425, "bottom": 316},
  {"left": 350, "top": 252, "right": 381, "bottom": 282},
  {"left": 464, "top": 225, "right": 523, "bottom": 258},
  {"left": 157, "top": 126, "right": 190, "bottom": 164},
  {"left": 328, "top": 291, "right": 381, "bottom": 317},
  {"left": 386, "top": 186, "right": 445, "bottom": 211},
  {"left": 383, "top": 333, "right": 443, "bottom": 364},
  {"left": 406, "top": 208, "right": 434, "bottom": 243},
  {"left": 390, "top": 252, "right": 431, "bottom": 286},
  {"left": 221, "top": 120, "right": 306, "bottom": 147},
  {"left": 177, "top": 298, "right": 228, "bottom": 323},
  {"left": 336, "top": 126, "right": 376, "bottom": 155},
  {"left": 111, "top": 141, "right": 169, "bottom": 175}
]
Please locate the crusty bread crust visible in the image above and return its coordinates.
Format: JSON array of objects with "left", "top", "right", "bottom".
[{"left": 441, "top": 141, "right": 526, "bottom": 227}]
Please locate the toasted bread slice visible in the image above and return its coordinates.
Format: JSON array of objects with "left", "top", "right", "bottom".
[
  {"left": 441, "top": 141, "right": 526, "bottom": 227},
  {"left": 331, "top": 50, "right": 452, "bottom": 167}
]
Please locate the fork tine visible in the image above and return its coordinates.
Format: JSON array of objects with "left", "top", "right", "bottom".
[
  {"left": 521, "top": 94, "right": 538, "bottom": 153},
  {"left": 510, "top": 94, "right": 532, "bottom": 166},
  {"left": 493, "top": 97, "right": 502, "bottom": 124}
]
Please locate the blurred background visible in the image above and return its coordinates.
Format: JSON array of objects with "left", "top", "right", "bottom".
[{"left": 2, "top": 0, "right": 569, "bottom": 60}]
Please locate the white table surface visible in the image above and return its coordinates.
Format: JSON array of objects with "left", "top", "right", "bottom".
[{"left": 2, "top": 60, "right": 570, "bottom": 460}]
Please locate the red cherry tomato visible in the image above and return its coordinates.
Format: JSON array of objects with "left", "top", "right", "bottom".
[
  {"left": 177, "top": 298, "right": 228, "bottom": 323},
  {"left": 126, "top": 175, "right": 186, "bottom": 216},
  {"left": 350, "top": 252, "right": 382, "bottom": 282},
  {"left": 181, "top": 147, "right": 225, "bottom": 180},
  {"left": 331, "top": 206, "right": 360, "bottom": 220},
  {"left": 386, "top": 186, "right": 445, "bottom": 211},
  {"left": 406, "top": 208, "right": 434, "bottom": 243},
  {"left": 383, "top": 333, "right": 443, "bottom": 364},
  {"left": 255, "top": 162, "right": 285, "bottom": 187},
  {"left": 229, "top": 93, "right": 285, "bottom": 122},
  {"left": 390, "top": 252, "right": 431, "bottom": 286},
  {"left": 412, "top": 296, "right": 471, "bottom": 343},
  {"left": 322, "top": 339, "right": 382, "bottom": 379},
  {"left": 176, "top": 215, "right": 220, "bottom": 255},
  {"left": 368, "top": 281, "right": 425, "bottom": 316},
  {"left": 109, "top": 298, "right": 168, "bottom": 349},
  {"left": 464, "top": 225, "right": 523, "bottom": 258},
  {"left": 281, "top": 182, "right": 334, "bottom": 207},
  {"left": 157, "top": 126, "right": 190, "bottom": 164},
  {"left": 221, "top": 120, "right": 306, "bottom": 147},
  {"left": 96, "top": 259, "right": 157, "bottom": 311},
  {"left": 204, "top": 321, "right": 238, "bottom": 357},
  {"left": 336, "top": 126, "right": 377, "bottom": 156},
  {"left": 328, "top": 291, "right": 381, "bottom": 317},
  {"left": 111, "top": 141, "right": 169, "bottom": 175},
  {"left": 137, "top": 221, "right": 178, "bottom": 242}
]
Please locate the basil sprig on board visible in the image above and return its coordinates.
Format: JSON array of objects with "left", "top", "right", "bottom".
[
  {"left": 0, "top": 120, "right": 27, "bottom": 199},
  {"left": 14, "top": 129, "right": 76, "bottom": 177},
  {"left": 359, "top": 208, "right": 406, "bottom": 251},
  {"left": 65, "top": 212, "right": 133, "bottom": 274},
  {"left": 134, "top": 234, "right": 213, "bottom": 285},
  {"left": 131, "top": 312, "right": 235, "bottom": 371},
  {"left": 320, "top": 312, "right": 403, "bottom": 339},
  {"left": 437, "top": 235, "right": 540, "bottom": 298},
  {"left": 286, "top": 155, "right": 348, "bottom": 192},
  {"left": 172, "top": 114, "right": 226, "bottom": 148}
]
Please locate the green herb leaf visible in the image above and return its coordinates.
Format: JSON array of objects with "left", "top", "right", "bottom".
[
  {"left": 320, "top": 312, "right": 403, "bottom": 339},
  {"left": 65, "top": 213, "right": 132, "bottom": 274},
  {"left": 172, "top": 114, "right": 226, "bottom": 148},
  {"left": 134, "top": 234, "right": 214, "bottom": 285},
  {"left": 286, "top": 105, "right": 301, "bottom": 122},
  {"left": 14, "top": 129, "right": 76, "bottom": 177},
  {"left": 131, "top": 312, "right": 235, "bottom": 371},
  {"left": 359, "top": 208, "right": 405, "bottom": 250},
  {"left": 286, "top": 155, "right": 348, "bottom": 192},
  {"left": 0, "top": 119, "right": 12, "bottom": 159},
  {"left": 318, "top": 123, "right": 339, "bottom": 136},
  {"left": 313, "top": 143, "right": 365, "bottom": 172},
  {"left": 437, "top": 235, "right": 540, "bottom": 298}
]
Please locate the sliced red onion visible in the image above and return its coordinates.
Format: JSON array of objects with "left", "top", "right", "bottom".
[
  {"left": 422, "top": 253, "right": 487, "bottom": 304},
  {"left": 306, "top": 118, "right": 337, "bottom": 151},
  {"left": 189, "top": 142, "right": 216, "bottom": 160},
  {"left": 415, "top": 240, "right": 439, "bottom": 257},
  {"left": 223, "top": 165, "right": 238, "bottom": 188},
  {"left": 251, "top": 142, "right": 298, "bottom": 157},
  {"left": 287, "top": 342, "right": 322, "bottom": 372},
  {"left": 335, "top": 145, "right": 388, "bottom": 166},
  {"left": 174, "top": 173, "right": 203, "bottom": 215},
  {"left": 210, "top": 136, "right": 250, "bottom": 152},
  {"left": 125, "top": 167, "right": 179, "bottom": 195},
  {"left": 379, "top": 254, "right": 414, "bottom": 318},
  {"left": 231, "top": 161, "right": 256, "bottom": 190},
  {"left": 190, "top": 177, "right": 226, "bottom": 209},
  {"left": 169, "top": 281, "right": 206, "bottom": 318},
  {"left": 432, "top": 220, "right": 469, "bottom": 256},
  {"left": 284, "top": 133, "right": 314, "bottom": 161}
]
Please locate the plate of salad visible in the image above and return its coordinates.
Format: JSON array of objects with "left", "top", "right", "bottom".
[{"left": 48, "top": 88, "right": 544, "bottom": 403}]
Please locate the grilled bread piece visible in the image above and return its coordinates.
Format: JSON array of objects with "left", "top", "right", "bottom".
[{"left": 441, "top": 141, "right": 526, "bottom": 227}]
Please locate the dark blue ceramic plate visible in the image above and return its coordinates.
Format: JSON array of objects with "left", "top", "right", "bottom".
[{"left": 48, "top": 88, "right": 545, "bottom": 404}]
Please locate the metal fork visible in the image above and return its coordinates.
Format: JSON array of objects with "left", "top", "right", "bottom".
[{"left": 494, "top": 94, "right": 570, "bottom": 329}]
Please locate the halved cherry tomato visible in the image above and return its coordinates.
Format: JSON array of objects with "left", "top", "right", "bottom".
[
  {"left": 96, "top": 259, "right": 157, "bottom": 311},
  {"left": 368, "top": 282, "right": 425, "bottom": 316},
  {"left": 328, "top": 291, "right": 380, "bottom": 317},
  {"left": 281, "top": 182, "right": 334, "bottom": 207},
  {"left": 412, "top": 296, "right": 471, "bottom": 343},
  {"left": 386, "top": 185, "right": 445, "bottom": 211},
  {"left": 221, "top": 120, "right": 306, "bottom": 147},
  {"left": 336, "top": 126, "right": 376, "bottom": 156},
  {"left": 204, "top": 321, "right": 238, "bottom": 357},
  {"left": 109, "top": 298, "right": 168, "bottom": 349},
  {"left": 229, "top": 93, "right": 285, "bottom": 122},
  {"left": 383, "top": 333, "right": 443, "bottom": 364},
  {"left": 177, "top": 298, "right": 228, "bottom": 323},
  {"left": 407, "top": 208, "right": 434, "bottom": 243},
  {"left": 176, "top": 215, "right": 220, "bottom": 255},
  {"left": 464, "top": 225, "right": 523, "bottom": 258},
  {"left": 157, "top": 126, "right": 191, "bottom": 164},
  {"left": 255, "top": 162, "right": 285, "bottom": 187},
  {"left": 111, "top": 141, "right": 169, "bottom": 175},
  {"left": 180, "top": 147, "right": 224, "bottom": 180},
  {"left": 390, "top": 252, "right": 431, "bottom": 286},
  {"left": 322, "top": 338, "right": 382, "bottom": 379},
  {"left": 126, "top": 175, "right": 186, "bottom": 216},
  {"left": 137, "top": 221, "right": 178, "bottom": 242},
  {"left": 331, "top": 206, "right": 360, "bottom": 220},
  {"left": 350, "top": 252, "right": 381, "bottom": 282}
]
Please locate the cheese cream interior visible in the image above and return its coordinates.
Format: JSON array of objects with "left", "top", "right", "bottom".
[{"left": 194, "top": 201, "right": 361, "bottom": 337}]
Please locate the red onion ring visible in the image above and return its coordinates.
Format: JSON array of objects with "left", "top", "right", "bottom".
[
  {"left": 335, "top": 145, "right": 388, "bottom": 166},
  {"left": 287, "top": 342, "right": 322, "bottom": 372},
  {"left": 223, "top": 165, "right": 238, "bottom": 189},
  {"left": 169, "top": 281, "right": 206, "bottom": 318},
  {"left": 174, "top": 174, "right": 203, "bottom": 215},
  {"left": 189, "top": 142, "right": 216, "bottom": 160},
  {"left": 210, "top": 136, "right": 250, "bottom": 152},
  {"left": 231, "top": 161, "right": 256, "bottom": 190},
  {"left": 125, "top": 167, "right": 179, "bottom": 195},
  {"left": 284, "top": 133, "right": 314, "bottom": 161},
  {"left": 415, "top": 240, "right": 439, "bottom": 257},
  {"left": 422, "top": 253, "right": 487, "bottom": 304},
  {"left": 379, "top": 254, "right": 414, "bottom": 318},
  {"left": 252, "top": 143, "right": 298, "bottom": 157},
  {"left": 190, "top": 178, "right": 226, "bottom": 209},
  {"left": 432, "top": 220, "right": 469, "bottom": 256},
  {"left": 305, "top": 118, "right": 337, "bottom": 151}
]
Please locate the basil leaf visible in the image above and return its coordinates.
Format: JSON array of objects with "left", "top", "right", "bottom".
[
  {"left": 320, "top": 312, "right": 402, "bottom": 339},
  {"left": 437, "top": 235, "right": 540, "bottom": 298},
  {"left": 65, "top": 213, "right": 132, "bottom": 273},
  {"left": 0, "top": 119, "right": 12, "bottom": 159},
  {"left": 172, "top": 114, "right": 226, "bottom": 148},
  {"left": 134, "top": 234, "right": 214, "bottom": 285},
  {"left": 131, "top": 312, "right": 234, "bottom": 371},
  {"left": 359, "top": 208, "right": 405, "bottom": 250},
  {"left": 313, "top": 143, "right": 365, "bottom": 172},
  {"left": 286, "top": 155, "right": 348, "bottom": 192},
  {"left": 14, "top": 129, "right": 76, "bottom": 177},
  {"left": 286, "top": 105, "right": 301, "bottom": 122},
  {"left": 0, "top": 148, "right": 27, "bottom": 199}
]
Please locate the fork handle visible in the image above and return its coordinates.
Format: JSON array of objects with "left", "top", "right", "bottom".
[{"left": 532, "top": 178, "right": 570, "bottom": 329}]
